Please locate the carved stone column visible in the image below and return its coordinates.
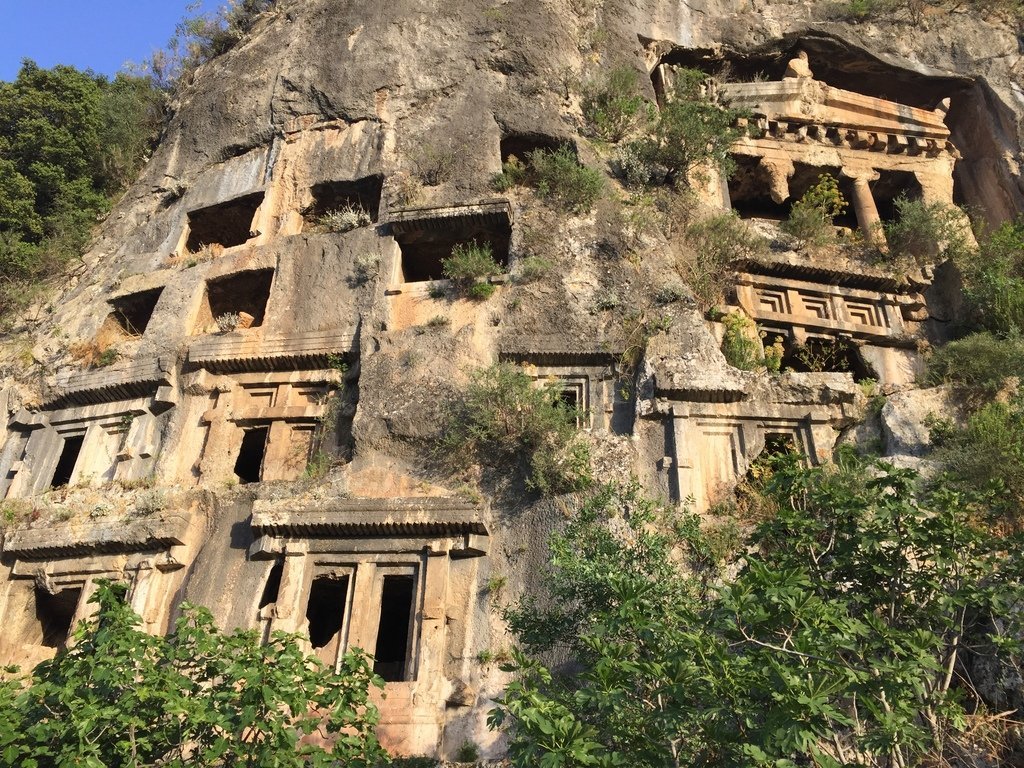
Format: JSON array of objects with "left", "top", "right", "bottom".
[{"left": 842, "top": 170, "right": 883, "bottom": 246}]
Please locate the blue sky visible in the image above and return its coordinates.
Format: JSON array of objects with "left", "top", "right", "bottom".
[{"left": 0, "top": 1, "right": 222, "bottom": 81}]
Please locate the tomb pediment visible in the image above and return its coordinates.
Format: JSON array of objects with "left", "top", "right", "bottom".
[
  {"left": 387, "top": 201, "right": 513, "bottom": 236},
  {"left": 249, "top": 497, "right": 488, "bottom": 557},
  {"left": 188, "top": 328, "right": 357, "bottom": 373},
  {"left": 47, "top": 357, "right": 175, "bottom": 408},
  {"left": 4, "top": 512, "right": 191, "bottom": 560},
  {"left": 721, "top": 77, "right": 952, "bottom": 150}
]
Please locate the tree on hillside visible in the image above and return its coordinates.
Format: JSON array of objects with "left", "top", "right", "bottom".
[
  {"left": 0, "top": 583, "right": 388, "bottom": 768},
  {"left": 491, "top": 459, "right": 1024, "bottom": 767}
]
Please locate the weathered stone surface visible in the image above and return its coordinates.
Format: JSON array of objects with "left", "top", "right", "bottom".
[
  {"left": 0, "top": 0, "right": 1019, "bottom": 760},
  {"left": 880, "top": 385, "right": 960, "bottom": 457}
]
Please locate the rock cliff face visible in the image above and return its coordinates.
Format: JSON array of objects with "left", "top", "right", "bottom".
[{"left": 0, "top": 0, "right": 1019, "bottom": 759}]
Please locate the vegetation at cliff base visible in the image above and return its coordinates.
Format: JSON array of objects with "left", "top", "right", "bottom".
[
  {"left": 492, "top": 460, "right": 1024, "bottom": 767},
  {"left": 0, "top": 582, "right": 387, "bottom": 768}
]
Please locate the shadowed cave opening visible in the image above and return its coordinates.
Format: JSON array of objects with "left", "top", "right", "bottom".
[
  {"left": 185, "top": 192, "right": 264, "bottom": 252},
  {"left": 306, "top": 575, "right": 349, "bottom": 666},
  {"left": 373, "top": 575, "right": 415, "bottom": 682},
  {"left": 106, "top": 288, "right": 164, "bottom": 338},
  {"left": 233, "top": 426, "right": 268, "bottom": 484},
  {"left": 396, "top": 219, "right": 511, "bottom": 283},
  {"left": 201, "top": 268, "right": 274, "bottom": 331},
  {"left": 36, "top": 587, "right": 81, "bottom": 649},
  {"left": 304, "top": 175, "right": 384, "bottom": 226},
  {"left": 50, "top": 434, "right": 84, "bottom": 489},
  {"left": 258, "top": 558, "right": 284, "bottom": 609}
]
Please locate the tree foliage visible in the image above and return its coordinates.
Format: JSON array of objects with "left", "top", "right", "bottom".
[
  {"left": 0, "top": 582, "right": 387, "bottom": 768},
  {"left": 625, "top": 69, "right": 742, "bottom": 188},
  {"left": 492, "top": 460, "right": 1024, "bottom": 767},
  {"left": 0, "top": 61, "right": 163, "bottom": 319}
]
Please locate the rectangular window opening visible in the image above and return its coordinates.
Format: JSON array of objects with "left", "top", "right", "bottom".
[
  {"left": 50, "top": 434, "right": 85, "bottom": 489},
  {"left": 105, "top": 287, "right": 164, "bottom": 338},
  {"left": 185, "top": 192, "right": 264, "bottom": 252},
  {"left": 304, "top": 175, "right": 383, "bottom": 229},
  {"left": 396, "top": 221, "right": 511, "bottom": 284},
  {"left": 258, "top": 558, "right": 284, "bottom": 609},
  {"left": 306, "top": 575, "right": 350, "bottom": 664},
  {"left": 233, "top": 426, "right": 269, "bottom": 484},
  {"left": 198, "top": 268, "right": 274, "bottom": 333},
  {"left": 35, "top": 587, "right": 81, "bottom": 649},
  {"left": 373, "top": 574, "right": 416, "bottom": 682}
]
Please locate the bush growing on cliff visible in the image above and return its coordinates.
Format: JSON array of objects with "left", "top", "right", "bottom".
[
  {"left": 782, "top": 173, "right": 848, "bottom": 246},
  {"left": 527, "top": 147, "right": 604, "bottom": 213},
  {"left": 582, "top": 64, "right": 649, "bottom": 142},
  {"left": 682, "top": 212, "right": 767, "bottom": 311},
  {"left": 926, "top": 331, "right": 1024, "bottom": 400},
  {"left": 492, "top": 462, "right": 1024, "bottom": 766},
  {"left": 625, "top": 68, "right": 742, "bottom": 188},
  {"left": 443, "top": 363, "right": 592, "bottom": 495},
  {"left": 442, "top": 241, "right": 503, "bottom": 300},
  {"left": 0, "top": 582, "right": 387, "bottom": 767},
  {"left": 958, "top": 218, "right": 1024, "bottom": 335},
  {"left": 882, "top": 195, "right": 966, "bottom": 264}
]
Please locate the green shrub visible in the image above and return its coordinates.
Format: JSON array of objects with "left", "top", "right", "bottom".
[
  {"left": 882, "top": 195, "right": 965, "bottom": 264},
  {"left": 931, "top": 400, "right": 1024, "bottom": 523},
  {"left": 315, "top": 203, "right": 371, "bottom": 233},
  {"left": 721, "top": 313, "right": 763, "bottom": 371},
  {"left": 442, "top": 363, "right": 592, "bottom": 496},
  {"left": 582, "top": 65, "right": 648, "bottom": 142},
  {"left": 491, "top": 155, "right": 528, "bottom": 192},
  {"left": 682, "top": 213, "right": 767, "bottom": 312},
  {"left": 958, "top": 218, "right": 1024, "bottom": 334},
  {"left": 926, "top": 331, "right": 1024, "bottom": 400},
  {"left": 456, "top": 740, "right": 481, "bottom": 762},
  {"left": 781, "top": 173, "right": 847, "bottom": 246},
  {"left": 625, "top": 68, "right": 742, "bottom": 188},
  {"left": 514, "top": 255, "right": 553, "bottom": 283},
  {"left": 442, "top": 241, "right": 502, "bottom": 300},
  {"left": 526, "top": 147, "right": 604, "bottom": 213}
]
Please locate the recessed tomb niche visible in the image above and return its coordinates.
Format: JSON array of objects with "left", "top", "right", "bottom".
[
  {"left": 258, "top": 557, "right": 284, "bottom": 609},
  {"left": 303, "top": 175, "right": 383, "bottom": 229},
  {"left": 195, "top": 268, "right": 274, "bottom": 334},
  {"left": 373, "top": 574, "right": 416, "bottom": 682},
  {"left": 233, "top": 426, "right": 269, "bottom": 484},
  {"left": 50, "top": 433, "right": 85, "bottom": 489},
  {"left": 306, "top": 574, "right": 350, "bottom": 665},
  {"left": 500, "top": 133, "right": 569, "bottom": 164},
  {"left": 185, "top": 192, "right": 264, "bottom": 252},
  {"left": 35, "top": 587, "right": 81, "bottom": 649},
  {"left": 103, "top": 287, "right": 164, "bottom": 338},
  {"left": 390, "top": 202, "right": 512, "bottom": 284},
  {"left": 780, "top": 336, "right": 875, "bottom": 382},
  {"left": 871, "top": 170, "right": 924, "bottom": 224}
]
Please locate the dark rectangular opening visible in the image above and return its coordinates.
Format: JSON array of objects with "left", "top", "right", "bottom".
[
  {"left": 50, "top": 434, "right": 84, "bottom": 488},
  {"left": 186, "top": 192, "right": 264, "bottom": 252},
  {"left": 205, "top": 268, "right": 274, "bottom": 330},
  {"left": 36, "top": 587, "right": 81, "bottom": 649},
  {"left": 557, "top": 387, "right": 580, "bottom": 410},
  {"left": 106, "top": 288, "right": 164, "bottom": 337},
  {"left": 233, "top": 426, "right": 268, "bottom": 484},
  {"left": 500, "top": 133, "right": 568, "bottom": 164},
  {"left": 306, "top": 575, "right": 349, "bottom": 664},
  {"left": 258, "top": 558, "right": 284, "bottom": 609},
  {"left": 305, "top": 175, "right": 384, "bottom": 227},
  {"left": 397, "top": 221, "right": 511, "bottom": 283},
  {"left": 373, "top": 574, "right": 415, "bottom": 682},
  {"left": 872, "top": 170, "right": 924, "bottom": 223}
]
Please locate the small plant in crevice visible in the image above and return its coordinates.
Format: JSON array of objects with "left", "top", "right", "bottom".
[
  {"left": 413, "top": 141, "right": 459, "bottom": 186},
  {"left": 442, "top": 363, "right": 592, "bottom": 496},
  {"left": 618, "top": 310, "right": 673, "bottom": 397},
  {"left": 442, "top": 241, "right": 503, "bottom": 300},
  {"left": 792, "top": 337, "right": 853, "bottom": 373},
  {"left": 513, "top": 255, "right": 553, "bottom": 283},
  {"left": 215, "top": 312, "right": 242, "bottom": 333},
  {"left": 304, "top": 450, "right": 332, "bottom": 480},
  {"left": 314, "top": 203, "right": 372, "bottom": 234},
  {"left": 782, "top": 173, "right": 847, "bottom": 246},
  {"left": 720, "top": 312, "right": 763, "bottom": 371}
]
